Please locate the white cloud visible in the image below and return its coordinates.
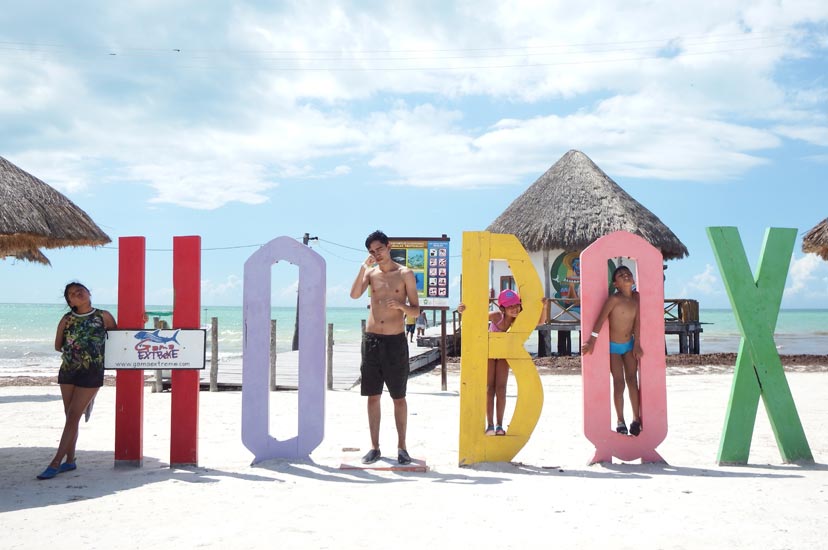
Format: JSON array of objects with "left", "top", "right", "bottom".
[
  {"left": 785, "top": 254, "right": 828, "bottom": 297},
  {"left": 1, "top": 2, "right": 826, "bottom": 207},
  {"left": 276, "top": 280, "right": 299, "bottom": 301},
  {"left": 145, "top": 286, "right": 175, "bottom": 306},
  {"left": 327, "top": 283, "right": 357, "bottom": 307},
  {"left": 201, "top": 275, "right": 242, "bottom": 298},
  {"left": 774, "top": 125, "right": 828, "bottom": 147},
  {"left": 681, "top": 264, "right": 722, "bottom": 296}
]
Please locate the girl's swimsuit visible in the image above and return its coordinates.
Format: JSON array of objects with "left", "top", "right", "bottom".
[
  {"left": 489, "top": 312, "right": 507, "bottom": 332},
  {"left": 58, "top": 309, "right": 109, "bottom": 388}
]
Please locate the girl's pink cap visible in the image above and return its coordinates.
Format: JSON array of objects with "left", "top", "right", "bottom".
[{"left": 498, "top": 289, "right": 521, "bottom": 307}]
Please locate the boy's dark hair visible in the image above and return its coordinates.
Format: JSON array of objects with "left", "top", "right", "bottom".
[
  {"left": 612, "top": 266, "right": 632, "bottom": 281},
  {"left": 365, "top": 230, "right": 389, "bottom": 250}
]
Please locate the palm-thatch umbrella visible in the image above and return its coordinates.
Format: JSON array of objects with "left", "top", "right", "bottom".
[
  {"left": 802, "top": 218, "right": 828, "bottom": 261},
  {"left": 0, "top": 155, "right": 110, "bottom": 265},
  {"left": 487, "top": 149, "right": 688, "bottom": 259}
]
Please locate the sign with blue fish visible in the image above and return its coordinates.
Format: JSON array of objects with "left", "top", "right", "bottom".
[
  {"left": 104, "top": 329, "right": 206, "bottom": 370},
  {"left": 133, "top": 329, "right": 182, "bottom": 345}
]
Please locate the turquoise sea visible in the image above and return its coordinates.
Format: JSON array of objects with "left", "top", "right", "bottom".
[
  {"left": 0, "top": 304, "right": 371, "bottom": 376},
  {"left": 0, "top": 304, "right": 826, "bottom": 376}
]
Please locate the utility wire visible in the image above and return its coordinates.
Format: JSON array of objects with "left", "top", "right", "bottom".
[
  {"left": 0, "top": 30, "right": 802, "bottom": 72},
  {"left": 0, "top": 29, "right": 793, "bottom": 56},
  {"left": 98, "top": 235, "right": 485, "bottom": 262},
  {"left": 99, "top": 237, "right": 304, "bottom": 252}
]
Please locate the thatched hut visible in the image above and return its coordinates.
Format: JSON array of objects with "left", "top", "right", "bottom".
[
  {"left": 0, "top": 155, "right": 110, "bottom": 264},
  {"left": 802, "top": 218, "right": 828, "bottom": 261},
  {"left": 487, "top": 149, "right": 687, "bottom": 318}
]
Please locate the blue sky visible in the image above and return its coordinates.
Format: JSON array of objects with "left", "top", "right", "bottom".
[{"left": 1, "top": 1, "right": 827, "bottom": 309}]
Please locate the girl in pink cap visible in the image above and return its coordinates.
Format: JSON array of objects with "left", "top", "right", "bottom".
[{"left": 459, "top": 289, "right": 548, "bottom": 435}]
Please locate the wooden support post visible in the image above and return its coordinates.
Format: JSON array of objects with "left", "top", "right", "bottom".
[
  {"left": 693, "top": 327, "right": 700, "bottom": 354},
  {"left": 327, "top": 323, "right": 334, "bottom": 390},
  {"left": 209, "top": 317, "right": 218, "bottom": 392},
  {"left": 270, "top": 320, "right": 277, "bottom": 391},
  {"left": 170, "top": 236, "right": 201, "bottom": 467},
  {"left": 440, "top": 309, "right": 447, "bottom": 391},
  {"left": 557, "top": 330, "right": 571, "bottom": 355},
  {"left": 152, "top": 316, "right": 163, "bottom": 393},
  {"left": 115, "top": 236, "right": 146, "bottom": 468},
  {"left": 537, "top": 329, "right": 549, "bottom": 357}
]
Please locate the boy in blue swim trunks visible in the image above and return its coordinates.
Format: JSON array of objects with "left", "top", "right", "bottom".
[{"left": 582, "top": 266, "right": 643, "bottom": 436}]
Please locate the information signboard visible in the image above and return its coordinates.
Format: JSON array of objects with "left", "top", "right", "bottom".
[
  {"left": 389, "top": 236, "right": 450, "bottom": 307},
  {"left": 104, "top": 329, "right": 206, "bottom": 370}
]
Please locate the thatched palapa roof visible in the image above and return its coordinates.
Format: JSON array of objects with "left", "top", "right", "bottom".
[
  {"left": 802, "top": 218, "right": 828, "bottom": 261},
  {"left": 487, "top": 150, "right": 688, "bottom": 260},
  {"left": 0, "top": 155, "right": 111, "bottom": 265}
]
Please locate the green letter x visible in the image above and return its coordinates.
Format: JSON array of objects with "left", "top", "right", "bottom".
[{"left": 707, "top": 227, "right": 813, "bottom": 465}]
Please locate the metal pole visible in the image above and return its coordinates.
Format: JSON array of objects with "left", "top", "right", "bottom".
[
  {"left": 440, "top": 309, "right": 447, "bottom": 391},
  {"left": 292, "top": 233, "right": 318, "bottom": 351},
  {"left": 153, "top": 316, "right": 163, "bottom": 393},
  {"left": 270, "top": 319, "right": 277, "bottom": 391},
  {"left": 327, "top": 323, "right": 334, "bottom": 390}
]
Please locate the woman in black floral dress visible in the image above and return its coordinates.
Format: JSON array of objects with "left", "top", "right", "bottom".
[{"left": 37, "top": 282, "right": 116, "bottom": 480}]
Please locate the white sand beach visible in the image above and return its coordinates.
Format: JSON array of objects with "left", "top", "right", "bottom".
[{"left": 2, "top": 367, "right": 827, "bottom": 549}]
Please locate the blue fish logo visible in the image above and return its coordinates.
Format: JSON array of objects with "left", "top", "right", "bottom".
[{"left": 134, "top": 329, "right": 181, "bottom": 345}]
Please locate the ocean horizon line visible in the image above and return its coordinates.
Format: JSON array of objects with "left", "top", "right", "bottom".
[
  {"left": 3, "top": 302, "right": 828, "bottom": 313},
  {"left": 0, "top": 302, "right": 371, "bottom": 310}
]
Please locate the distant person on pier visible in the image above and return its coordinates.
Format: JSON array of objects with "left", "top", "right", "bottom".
[
  {"left": 350, "top": 230, "right": 420, "bottom": 466},
  {"left": 405, "top": 314, "right": 416, "bottom": 343},
  {"left": 415, "top": 310, "right": 428, "bottom": 338}
]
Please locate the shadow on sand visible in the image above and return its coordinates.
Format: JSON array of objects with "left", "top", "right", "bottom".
[
  {"left": 0, "top": 446, "right": 278, "bottom": 514},
  {"left": 253, "top": 457, "right": 510, "bottom": 486}
]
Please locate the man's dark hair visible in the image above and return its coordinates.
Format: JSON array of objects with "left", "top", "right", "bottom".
[{"left": 365, "top": 230, "right": 389, "bottom": 250}]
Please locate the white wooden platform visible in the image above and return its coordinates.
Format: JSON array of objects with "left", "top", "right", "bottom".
[{"left": 179, "top": 342, "right": 441, "bottom": 391}]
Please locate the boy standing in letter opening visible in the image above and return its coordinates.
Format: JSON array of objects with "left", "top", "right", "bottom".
[
  {"left": 582, "top": 266, "right": 643, "bottom": 436},
  {"left": 350, "top": 230, "right": 420, "bottom": 464}
]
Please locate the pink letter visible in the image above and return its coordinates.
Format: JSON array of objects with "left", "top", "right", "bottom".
[{"left": 581, "top": 231, "right": 667, "bottom": 464}]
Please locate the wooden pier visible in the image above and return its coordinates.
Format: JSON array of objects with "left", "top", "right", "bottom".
[
  {"left": 418, "top": 297, "right": 704, "bottom": 357},
  {"left": 159, "top": 342, "right": 441, "bottom": 391},
  {"left": 534, "top": 321, "right": 704, "bottom": 356},
  {"left": 665, "top": 320, "right": 702, "bottom": 354},
  {"left": 533, "top": 297, "right": 703, "bottom": 356},
  {"left": 155, "top": 294, "right": 704, "bottom": 390}
]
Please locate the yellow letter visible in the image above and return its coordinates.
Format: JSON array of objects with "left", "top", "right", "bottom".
[{"left": 459, "top": 232, "right": 544, "bottom": 465}]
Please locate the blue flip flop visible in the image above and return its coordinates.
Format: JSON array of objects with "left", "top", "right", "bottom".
[
  {"left": 59, "top": 461, "right": 77, "bottom": 473},
  {"left": 37, "top": 466, "right": 59, "bottom": 480}
]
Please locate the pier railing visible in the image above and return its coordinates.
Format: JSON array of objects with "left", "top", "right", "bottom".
[{"left": 535, "top": 298, "right": 700, "bottom": 325}]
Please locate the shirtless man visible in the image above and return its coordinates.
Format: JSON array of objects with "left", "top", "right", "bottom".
[
  {"left": 350, "top": 230, "right": 420, "bottom": 464},
  {"left": 582, "top": 266, "right": 644, "bottom": 436}
]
